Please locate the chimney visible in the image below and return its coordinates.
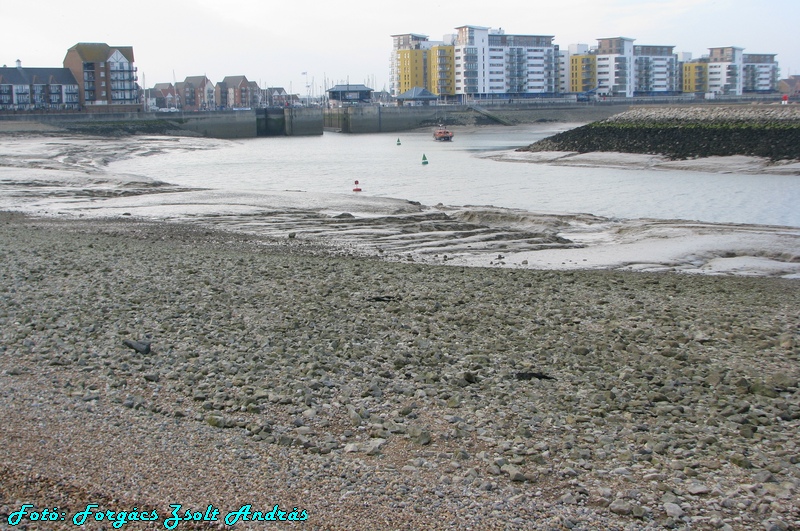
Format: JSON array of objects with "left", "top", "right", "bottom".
[{"left": 16, "top": 59, "right": 21, "bottom": 68}]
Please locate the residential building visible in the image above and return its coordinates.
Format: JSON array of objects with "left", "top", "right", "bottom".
[
  {"left": 394, "top": 26, "right": 560, "bottom": 101},
  {"left": 390, "top": 33, "right": 431, "bottom": 97},
  {"left": 63, "top": 43, "right": 140, "bottom": 109},
  {"left": 595, "top": 37, "right": 635, "bottom": 97},
  {"left": 452, "top": 25, "right": 486, "bottom": 96},
  {"left": 742, "top": 54, "right": 779, "bottom": 93},
  {"left": 178, "top": 76, "right": 215, "bottom": 110},
  {"left": 634, "top": 45, "right": 679, "bottom": 95},
  {"left": 707, "top": 46, "right": 744, "bottom": 95},
  {"left": 150, "top": 83, "right": 176, "bottom": 109},
  {"left": 565, "top": 39, "right": 679, "bottom": 96},
  {"left": 0, "top": 60, "right": 80, "bottom": 111},
  {"left": 429, "top": 44, "right": 456, "bottom": 97},
  {"left": 682, "top": 59, "right": 709, "bottom": 93},
  {"left": 779, "top": 75, "right": 800, "bottom": 96},
  {"left": 248, "top": 81, "right": 262, "bottom": 107},
  {"left": 570, "top": 53, "right": 597, "bottom": 93},
  {"left": 264, "top": 87, "right": 290, "bottom": 107},
  {"left": 396, "top": 47, "right": 429, "bottom": 95},
  {"left": 217, "top": 75, "right": 257, "bottom": 109},
  {"left": 560, "top": 44, "right": 589, "bottom": 94},
  {"left": 451, "top": 25, "right": 560, "bottom": 100}
]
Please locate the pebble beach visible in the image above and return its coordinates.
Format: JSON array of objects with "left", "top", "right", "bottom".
[{"left": 1, "top": 212, "right": 798, "bottom": 530}]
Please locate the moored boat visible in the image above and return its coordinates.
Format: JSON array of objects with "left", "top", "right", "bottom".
[{"left": 433, "top": 125, "right": 454, "bottom": 141}]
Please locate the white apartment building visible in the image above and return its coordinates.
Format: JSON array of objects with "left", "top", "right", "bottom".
[
  {"left": 453, "top": 25, "right": 560, "bottom": 99},
  {"left": 595, "top": 37, "right": 635, "bottom": 97},
  {"left": 634, "top": 45, "right": 679, "bottom": 95},
  {"left": 707, "top": 46, "right": 743, "bottom": 95},
  {"left": 453, "top": 25, "right": 489, "bottom": 95},
  {"left": 743, "top": 54, "right": 779, "bottom": 93}
]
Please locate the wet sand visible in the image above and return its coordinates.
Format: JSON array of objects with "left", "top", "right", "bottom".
[{"left": 0, "top": 134, "right": 798, "bottom": 279}]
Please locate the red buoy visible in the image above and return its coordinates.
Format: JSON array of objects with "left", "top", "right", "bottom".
[{"left": 353, "top": 180, "right": 362, "bottom": 192}]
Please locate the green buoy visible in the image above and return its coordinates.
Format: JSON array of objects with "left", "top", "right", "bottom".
[
  {"left": 397, "top": 138, "right": 401, "bottom": 145},
  {"left": 422, "top": 154, "right": 428, "bottom": 165}
]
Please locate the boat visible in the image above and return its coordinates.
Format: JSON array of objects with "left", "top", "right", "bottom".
[{"left": 433, "top": 124, "right": 454, "bottom": 141}]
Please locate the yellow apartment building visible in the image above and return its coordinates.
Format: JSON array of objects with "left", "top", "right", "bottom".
[
  {"left": 429, "top": 45, "right": 455, "bottom": 96},
  {"left": 683, "top": 61, "right": 708, "bottom": 93},
  {"left": 570, "top": 54, "right": 597, "bottom": 93}
]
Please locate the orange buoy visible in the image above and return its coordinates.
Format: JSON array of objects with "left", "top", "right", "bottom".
[{"left": 353, "top": 180, "right": 362, "bottom": 192}]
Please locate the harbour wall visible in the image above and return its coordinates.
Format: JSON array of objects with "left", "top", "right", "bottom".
[
  {"left": 327, "top": 104, "right": 631, "bottom": 133},
  {"left": 0, "top": 105, "right": 638, "bottom": 138},
  {"left": 0, "top": 110, "right": 259, "bottom": 138}
]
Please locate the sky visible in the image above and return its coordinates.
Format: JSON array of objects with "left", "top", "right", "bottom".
[{"left": 2, "top": 0, "right": 797, "bottom": 96}]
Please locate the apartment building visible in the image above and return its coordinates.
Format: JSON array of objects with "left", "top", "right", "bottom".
[
  {"left": 683, "top": 60, "right": 709, "bottom": 93},
  {"left": 150, "top": 83, "right": 176, "bottom": 109},
  {"left": 707, "top": 46, "right": 744, "bottom": 95},
  {"left": 570, "top": 53, "right": 597, "bottom": 93},
  {"left": 595, "top": 37, "right": 635, "bottom": 97},
  {"left": 564, "top": 39, "right": 679, "bottom": 97},
  {"left": 560, "top": 44, "right": 588, "bottom": 93},
  {"left": 392, "top": 28, "right": 782, "bottom": 100},
  {"left": 634, "top": 45, "right": 679, "bottom": 95},
  {"left": 217, "top": 75, "right": 259, "bottom": 108},
  {"left": 742, "top": 54, "right": 779, "bottom": 93},
  {"left": 429, "top": 44, "right": 456, "bottom": 97},
  {"left": 451, "top": 25, "right": 560, "bottom": 99},
  {"left": 177, "top": 76, "right": 215, "bottom": 110},
  {"left": 0, "top": 60, "right": 80, "bottom": 111},
  {"left": 396, "top": 47, "right": 429, "bottom": 95},
  {"left": 63, "top": 43, "right": 139, "bottom": 109},
  {"left": 390, "top": 33, "right": 431, "bottom": 97},
  {"left": 393, "top": 26, "right": 560, "bottom": 101}
]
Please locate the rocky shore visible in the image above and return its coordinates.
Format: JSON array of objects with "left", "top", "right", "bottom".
[
  {"left": 1, "top": 212, "right": 798, "bottom": 530},
  {"left": 518, "top": 106, "right": 800, "bottom": 161}
]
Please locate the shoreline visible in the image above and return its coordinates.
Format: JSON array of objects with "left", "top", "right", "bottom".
[
  {"left": 0, "top": 132, "right": 798, "bottom": 278},
  {"left": 1, "top": 213, "right": 798, "bottom": 530}
]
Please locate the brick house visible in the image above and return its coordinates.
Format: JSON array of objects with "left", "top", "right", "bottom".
[
  {"left": 63, "top": 43, "right": 140, "bottom": 111},
  {"left": 177, "top": 76, "right": 215, "bottom": 111}
]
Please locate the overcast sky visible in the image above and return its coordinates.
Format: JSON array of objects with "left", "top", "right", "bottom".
[{"left": 3, "top": 0, "right": 797, "bottom": 95}]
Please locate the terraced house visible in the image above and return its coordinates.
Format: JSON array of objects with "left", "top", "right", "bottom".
[
  {"left": 0, "top": 60, "right": 80, "bottom": 111},
  {"left": 63, "top": 43, "right": 140, "bottom": 110}
]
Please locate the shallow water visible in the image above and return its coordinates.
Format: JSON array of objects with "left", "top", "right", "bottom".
[
  {"left": 2, "top": 127, "right": 798, "bottom": 276},
  {"left": 108, "top": 124, "right": 800, "bottom": 228}
]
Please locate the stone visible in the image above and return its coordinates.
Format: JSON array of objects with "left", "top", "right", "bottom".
[
  {"left": 687, "top": 483, "right": 710, "bottom": 495},
  {"left": 609, "top": 499, "right": 632, "bottom": 515},
  {"left": 663, "top": 502, "right": 684, "bottom": 518},
  {"left": 408, "top": 426, "right": 432, "bottom": 446}
]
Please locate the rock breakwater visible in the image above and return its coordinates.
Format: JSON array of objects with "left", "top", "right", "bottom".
[{"left": 519, "top": 105, "right": 800, "bottom": 161}]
